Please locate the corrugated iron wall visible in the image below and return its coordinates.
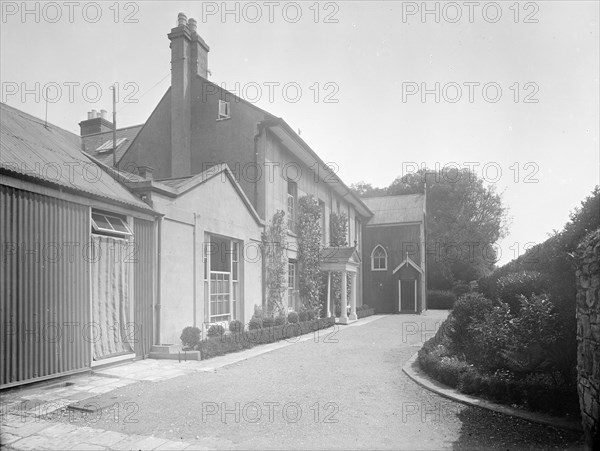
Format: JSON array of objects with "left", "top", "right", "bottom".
[
  {"left": 133, "top": 218, "right": 155, "bottom": 357},
  {"left": 1, "top": 185, "right": 91, "bottom": 387}
]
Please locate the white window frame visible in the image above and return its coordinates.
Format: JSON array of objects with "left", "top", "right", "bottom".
[
  {"left": 91, "top": 211, "right": 132, "bottom": 237},
  {"left": 371, "top": 244, "right": 388, "bottom": 271},
  {"left": 218, "top": 100, "right": 230, "bottom": 120}
]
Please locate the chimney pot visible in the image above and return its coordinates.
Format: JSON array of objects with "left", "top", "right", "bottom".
[
  {"left": 100, "top": 109, "right": 108, "bottom": 120},
  {"left": 177, "top": 12, "right": 187, "bottom": 27},
  {"left": 91, "top": 109, "right": 97, "bottom": 118},
  {"left": 138, "top": 165, "right": 154, "bottom": 180},
  {"left": 87, "top": 111, "right": 94, "bottom": 119},
  {"left": 188, "top": 18, "right": 197, "bottom": 32}
]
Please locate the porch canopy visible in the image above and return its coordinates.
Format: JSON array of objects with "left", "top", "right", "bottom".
[{"left": 321, "top": 246, "right": 361, "bottom": 324}]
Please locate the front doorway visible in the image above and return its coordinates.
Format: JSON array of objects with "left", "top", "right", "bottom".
[{"left": 398, "top": 279, "right": 417, "bottom": 313}]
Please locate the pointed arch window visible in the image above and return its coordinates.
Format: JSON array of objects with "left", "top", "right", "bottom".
[{"left": 371, "top": 245, "right": 388, "bottom": 271}]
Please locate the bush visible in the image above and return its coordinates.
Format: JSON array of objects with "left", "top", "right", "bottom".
[
  {"left": 298, "top": 310, "right": 309, "bottom": 322},
  {"left": 447, "top": 292, "right": 493, "bottom": 354},
  {"left": 248, "top": 317, "right": 262, "bottom": 330},
  {"left": 229, "top": 320, "right": 244, "bottom": 333},
  {"left": 207, "top": 324, "right": 225, "bottom": 337},
  {"left": 452, "top": 281, "right": 471, "bottom": 297},
  {"left": 427, "top": 290, "right": 457, "bottom": 309},
  {"left": 180, "top": 326, "right": 201, "bottom": 349},
  {"left": 198, "top": 317, "right": 335, "bottom": 360},
  {"left": 305, "top": 309, "right": 316, "bottom": 321},
  {"left": 496, "top": 271, "right": 545, "bottom": 313},
  {"left": 262, "top": 317, "right": 276, "bottom": 328},
  {"left": 287, "top": 312, "right": 299, "bottom": 324}
]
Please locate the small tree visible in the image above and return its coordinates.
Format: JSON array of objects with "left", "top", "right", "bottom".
[
  {"left": 297, "top": 195, "right": 322, "bottom": 314},
  {"left": 263, "top": 210, "right": 287, "bottom": 317}
]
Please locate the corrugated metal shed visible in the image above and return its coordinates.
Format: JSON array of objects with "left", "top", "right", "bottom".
[
  {"left": 0, "top": 103, "right": 150, "bottom": 211},
  {"left": 1, "top": 185, "right": 91, "bottom": 387},
  {"left": 363, "top": 194, "right": 425, "bottom": 225}
]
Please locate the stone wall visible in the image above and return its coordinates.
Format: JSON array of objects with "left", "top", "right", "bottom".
[{"left": 576, "top": 228, "right": 600, "bottom": 450}]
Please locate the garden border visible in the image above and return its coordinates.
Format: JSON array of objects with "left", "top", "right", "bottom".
[{"left": 402, "top": 353, "right": 582, "bottom": 432}]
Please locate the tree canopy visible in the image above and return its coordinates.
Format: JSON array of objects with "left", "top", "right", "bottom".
[{"left": 351, "top": 168, "right": 508, "bottom": 288}]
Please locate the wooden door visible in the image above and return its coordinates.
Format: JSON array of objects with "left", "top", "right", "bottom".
[{"left": 399, "top": 279, "right": 416, "bottom": 312}]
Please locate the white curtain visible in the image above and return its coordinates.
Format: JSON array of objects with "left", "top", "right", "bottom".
[{"left": 91, "top": 235, "right": 133, "bottom": 360}]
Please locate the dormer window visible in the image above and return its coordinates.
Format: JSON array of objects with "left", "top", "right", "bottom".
[
  {"left": 371, "top": 245, "right": 387, "bottom": 271},
  {"left": 218, "top": 100, "right": 230, "bottom": 120},
  {"left": 96, "top": 138, "right": 127, "bottom": 153}
]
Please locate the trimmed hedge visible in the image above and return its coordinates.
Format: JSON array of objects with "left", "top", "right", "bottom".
[
  {"left": 356, "top": 306, "right": 375, "bottom": 319},
  {"left": 418, "top": 334, "right": 579, "bottom": 415},
  {"left": 427, "top": 290, "right": 457, "bottom": 309},
  {"left": 198, "top": 317, "right": 335, "bottom": 360}
]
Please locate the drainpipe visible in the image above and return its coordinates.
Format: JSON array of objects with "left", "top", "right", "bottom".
[
  {"left": 193, "top": 213, "right": 198, "bottom": 327},
  {"left": 255, "top": 121, "right": 267, "bottom": 312}
]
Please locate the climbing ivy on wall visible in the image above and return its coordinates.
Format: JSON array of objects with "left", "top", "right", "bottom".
[
  {"left": 297, "top": 195, "right": 322, "bottom": 314},
  {"left": 263, "top": 210, "right": 288, "bottom": 317}
]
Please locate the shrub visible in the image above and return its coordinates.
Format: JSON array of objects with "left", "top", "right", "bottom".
[
  {"left": 198, "top": 317, "right": 335, "bottom": 360},
  {"left": 427, "top": 290, "right": 457, "bottom": 309},
  {"left": 452, "top": 281, "right": 471, "bottom": 297},
  {"left": 248, "top": 317, "right": 262, "bottom": 330},
  {"left": 229, "top": 320, "right": 244, "bottom": 333},
  {"left": 496, "top": 271, "right": 545, "bottom": 313},
  {"left": 298, "top": 310, "right": 309, "bottom": 322},
  {"left": 447, "top": 292, "right": 493, "bottom": 354},
  {"left": 262, "top": 317, "right": 276, "bottom": 328},
  {"left": 274, "top": 315, "right": 287, "bottom": 326},
  {"left": 180, "top": 326, "right": 201, "bottom": 349},
  {"left": 305, "top": 309, "right": 316, "bottom": 321},
  {"left": 287, "top": 311, "right": 299, "bottom": 324},
  {"left": 207, "top": 324, "right": 225, "bottom": 337}
]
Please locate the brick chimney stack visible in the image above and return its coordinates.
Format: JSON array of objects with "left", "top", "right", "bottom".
[
  {"left": 167, "top": 12, "right": 210, "bottom": 178},
  {"left": 79, "top": 109, "right": 112, "bottom": 136}
]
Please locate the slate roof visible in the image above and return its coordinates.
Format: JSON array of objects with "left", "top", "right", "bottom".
[
  {"left": 80, "top": 124, "right": 143, "bottom": 166},
  {"left": 362, "top": 194, "right": 425, "bottom": 226},
  {"left": 0, "top": 102, "right": 153, "bottom": 212}
]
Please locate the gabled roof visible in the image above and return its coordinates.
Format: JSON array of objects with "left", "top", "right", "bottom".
[
  {"left": 81, "top": 124, "right": 143, "bottom": 166},
  {"left": 0, "top": 102, "right": 154, "bottom": 212},
  {"left": 362, "top": 194, "right": 425, "bottom": 226},
  {"left": 116, "top": 77, "right": 374, "bottom": 220},
  {"left": 320, "top": 246, "right": 361, "bottom": 272},
  {"left": 392, "top": 254, "right": 423, "bottom": 275},
  {"left": 123, "top": 163, "right": 264, "bottom": 226}
]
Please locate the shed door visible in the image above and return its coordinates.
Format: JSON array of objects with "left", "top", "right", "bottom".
[{"left": 399, "top": 279, "right": 416, "bottom": 312}]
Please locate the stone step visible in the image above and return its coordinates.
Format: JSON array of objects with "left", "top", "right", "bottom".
[
  {"left": 150, "top": 344, "right": 183, "bottom": 354},
  {"left": 148, "top": 350, "right": 200, "bottom": 361}
]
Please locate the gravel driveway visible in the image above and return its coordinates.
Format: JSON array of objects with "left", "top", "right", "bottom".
[{"left": 53, "top": 312, "right": 583, "bottom": 450}]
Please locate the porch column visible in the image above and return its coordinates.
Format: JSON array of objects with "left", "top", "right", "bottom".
[
  {"left": 340, "top": 270, "right": 348, "bottom": 324},
  {"left": 326, "top": 271, "right": 332, "bottom": 317},
  {"left": 349, "top": 271, "right": 357, "bottom": 320}
]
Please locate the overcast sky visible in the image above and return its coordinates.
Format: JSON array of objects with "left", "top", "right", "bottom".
[{"left": 1, "top": 1, "right": 598, "bottom": 265}]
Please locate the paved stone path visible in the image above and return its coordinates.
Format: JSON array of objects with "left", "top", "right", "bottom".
[{"left": 1, "top": 312, "right": 583, "bottom": 450}]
